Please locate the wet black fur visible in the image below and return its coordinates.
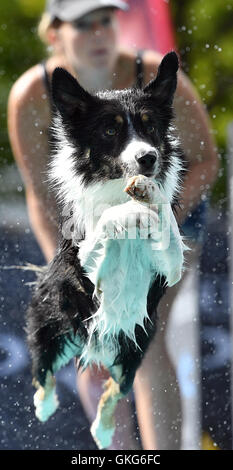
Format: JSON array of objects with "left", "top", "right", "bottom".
[{"left": 26, "top": 52, "right": 185, "bottom": 397}]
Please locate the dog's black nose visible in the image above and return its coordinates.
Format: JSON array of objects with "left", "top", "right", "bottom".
[{"left": 137, "top": 151, "right": 157, "bottom": 171}]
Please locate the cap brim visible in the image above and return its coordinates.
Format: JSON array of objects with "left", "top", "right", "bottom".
[{"left": 51, "top": 1, "right": 129, "bottom": 22}]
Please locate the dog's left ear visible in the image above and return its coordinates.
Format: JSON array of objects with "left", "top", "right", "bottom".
[
  {"left": 144, "top": 51, "right": 179, "bottom": 104},
  {"left": 52, "top": 67, "right": 94, "bottom": 117}
]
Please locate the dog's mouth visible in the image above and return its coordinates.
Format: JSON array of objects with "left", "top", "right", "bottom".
[
  {"left": 142, "top": 172, "right": 155, "bottom": 178},
  {"left": 123, "top": 167, "right": 158, "bottom": 181},
  {"left": 136, "top": 166, "right": 159, "bottom": 179},
  {"left": 121, "top": 157, "right": 161, "bottom": 182}
]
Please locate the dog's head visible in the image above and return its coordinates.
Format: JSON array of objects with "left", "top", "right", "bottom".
[{"left": 51, "top": 52, "right": 182, "bottom": 191}]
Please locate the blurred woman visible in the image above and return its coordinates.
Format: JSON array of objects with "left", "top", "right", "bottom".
[{"left": 8, "top": 0, "right": 218, "bottom": 449}]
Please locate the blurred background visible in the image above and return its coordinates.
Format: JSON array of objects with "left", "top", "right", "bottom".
[{"left": 0, "top": 0, "right": 233, "bottom": 450}]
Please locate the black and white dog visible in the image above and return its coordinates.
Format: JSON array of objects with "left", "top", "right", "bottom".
[{"left": 26, "top": 52, "right": 187, "bottom": 449}]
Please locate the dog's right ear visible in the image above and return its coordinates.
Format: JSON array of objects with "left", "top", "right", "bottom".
[
  {"left": 143, "top": 52, "right": 179, "bottom": 105},
  {"left": 52, "top": 68, "right": 93, "bottom": 117}
]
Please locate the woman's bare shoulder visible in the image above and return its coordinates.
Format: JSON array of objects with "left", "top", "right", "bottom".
[
  {"left": 8, "top": 64, "right": 47, "bottom": 106},
  {"left": 8, "top": 63, "right": 52, "bottom": 131}
]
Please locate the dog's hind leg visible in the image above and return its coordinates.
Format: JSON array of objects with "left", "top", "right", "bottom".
[
  {"left": 27, "top": 273, "right": 87, "bottom": 422},
  {"left": 33, "top": 370, "right": 59, "bottom": 422},
  {"left": 90, "top": 377, "right": 124, "bottom": 449},
  {"left": 31, "top": 332, "right": 83, "bottom": 422}
]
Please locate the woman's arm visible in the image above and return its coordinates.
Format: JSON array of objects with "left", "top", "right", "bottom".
[
  {"left": 143, "top": 51, "right": 219, "bottom": 224},
  {"left": 173, "top": 71, "right": 219, "bottom": 223},
  {"left": 8, "top": 66, "right": 58, "bottom": 262}
]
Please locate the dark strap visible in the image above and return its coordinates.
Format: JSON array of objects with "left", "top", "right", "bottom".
[
  {"left": 41, "top": 61, "right": 52, "bottom": 103},
  {"left": 135, "top": 49, "right": 144, "bottom": 89}
]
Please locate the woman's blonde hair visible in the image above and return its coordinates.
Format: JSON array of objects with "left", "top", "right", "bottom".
[{"left": 38, "top": 12, "right": 61, "bottom": 44}]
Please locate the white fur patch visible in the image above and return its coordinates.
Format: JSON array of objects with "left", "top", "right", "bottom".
[
  {"left": 33, "top": 372, "right": 59, "bottom": 422},
  {"left": 162, "top": 126, "right": 184, "bottom": 203},
  {"left": 119, "top": 129, "right": 160, "bottom": 178},
  {"left": 78, "top": 178, "right": 186, "bottom": 370},
  {"left": 34, "top": 387, "right": 59, "bottom": 422},
  {"left": 120, "top": 136, "right": 157, "bottom": 166},
  {"left": 91, "top": 417, "right": 115, "bottom": 450}
]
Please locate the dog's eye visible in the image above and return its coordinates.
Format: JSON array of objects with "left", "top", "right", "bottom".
[
  {"left": 147, "top": 125, "right": 155, "bottom": 134},
  {"left": 105, "top": 128, "right": 117, "bottom": 136}
]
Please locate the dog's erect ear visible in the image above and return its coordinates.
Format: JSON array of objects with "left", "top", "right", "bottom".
[
  {"left": 144, "top": 51, "right": 179, "bottom": 104},
  {"left": 52, "top": 67, "right": 93, "bottom": 117}
]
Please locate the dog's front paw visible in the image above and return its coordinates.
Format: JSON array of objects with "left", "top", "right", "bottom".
[
  {"left": 96, "top": 205, "right": 128, "bottom": 240},
  {"left": 124, "top": 175, "right": 157, "bottom": 203}
]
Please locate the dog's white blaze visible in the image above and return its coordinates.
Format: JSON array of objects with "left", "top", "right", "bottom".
[{"left": 120, "top": 136, "right": 156, "bottom": 166}]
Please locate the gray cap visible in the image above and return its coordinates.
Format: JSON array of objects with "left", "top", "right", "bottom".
[{"left": 46, "top": 0, "right": 129, "bottom": 22}]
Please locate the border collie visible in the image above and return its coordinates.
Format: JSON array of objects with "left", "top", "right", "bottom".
[{"left": 26, "top": 52, "right": 187, "bottom": 449}]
